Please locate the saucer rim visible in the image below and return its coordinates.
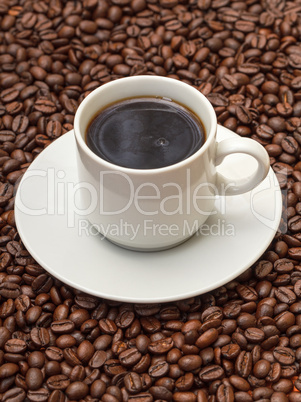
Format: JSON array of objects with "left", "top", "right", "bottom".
[{"left": 15, "top": 127, "right": 282, "bottom": 303}]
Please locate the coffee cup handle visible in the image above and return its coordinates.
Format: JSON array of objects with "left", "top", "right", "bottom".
[{"left": 215, "top": 137, "right": 270, "bottom": 196}]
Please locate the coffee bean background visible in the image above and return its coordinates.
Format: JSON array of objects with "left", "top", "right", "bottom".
[{"left": 1, "top": 0, "right": 301, "bottom": 400}]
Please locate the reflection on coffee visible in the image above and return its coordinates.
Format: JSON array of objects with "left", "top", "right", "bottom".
[{"left": 86, "top": 97, "right": 205, "bottom": 169}]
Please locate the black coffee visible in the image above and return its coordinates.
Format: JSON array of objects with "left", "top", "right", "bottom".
[{"left": 86, "top": 97, "right": 205, "bottom": 169}]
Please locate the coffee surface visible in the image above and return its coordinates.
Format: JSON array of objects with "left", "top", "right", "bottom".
[{"left": 86, "top": 97, "right": 205, "bottom": 169}]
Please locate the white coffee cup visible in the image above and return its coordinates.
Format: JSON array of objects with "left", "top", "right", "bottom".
[{"left": 74, "top": 76, "right": 270, "bottom": 251}]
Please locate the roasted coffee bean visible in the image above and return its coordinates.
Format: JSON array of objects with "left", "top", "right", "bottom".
[
  {"left": 99, "top": 318, "right": 118, "bottom": 334},
  {"left": 104, "top": 359, "right": 127, "bottom": 376},
  {"left": 89, "top": 350, "right": 107, "bottom": 368},
  {"left": 140, "top": 316, "right": 161, "bottom": 333},
  {"left": 229, "top": 375, "right": 250, "bottom": 391},
  {"left": 275, "top": 287, "right": 296, "bottom": 305},
  {"left": 236, "top": 285, "right": 258, "bottom": 302},
  {"left": 178, "top": 355, "right": 202, "bottom": 371},
  {"left": 254, "top": 260, "right": 273, "bottom": 278},
  {"left": 124, "top": 372, "right": 143, "bottom": 394},
  {"left": 199, "top": 365, "right": 224, "bottom": 382},
  {"left": 196, "top": 328, "right": 219, "bottom": 349},
  {"left": 128, "top": 301, "right": 150, "bottom": 317},
  {"left": 0, "top": 376, "right": 19, "bottom": 393},
  {"left": 46, "top": 374, "right": 70, "bottom": 391},
  {"left": 0, "top": 327, "right": 12, "bottom": 348},
  {"left": 27, "top": 388, "right": 50, "bottom": 401},
  {"left": 235, "top": 351, "right": 252, "bottom": 378},
  {"left": 0, "top": 363, "right": 19, "bottom": 378},
  {"left": 31, "top": 274, "right": 53, "bottom": 294},
  {"left": 236, "top": 313, "right": 256, "bottom": 329},
  {"left": 149, "top": 384, "right": 173, "bottom": 400},
  {"left": 75, "top": 294, "right": 98, "bottom": 310},
  {"left": 46, "top": 121, "right": 62, "bottom": 139},
  {"left": 63, "top": 348, "right": 81, "bottom": 366},
  {"left": 236, "top": 105, "right": 252, "bottom": 124},
  {"left": 221, "top": 75, "right": 238, "bottom": 91},
  {"left": 51, "top": 319, "right": 75, "bottom": 334},
  {"left": 69, "top": 365, "right": 85, "bottom": 382},
  {"left": 253, "top": 359, "right": 271, "bottom": 379},
  {"left": 274, "top": 259, "right": 295, "bottom": 273},
  {"left": 1, "top": 387, "right": 26, "bottom": 402},
  {"left": 273, "top": 347, "right": 295, "bottom": 365},
  {"left": 77, "top": 340, "right": 95, "bottom": 364},
  {"left": 119, "top": 348, "right": 141, "bottom": 367},
  {"left": 27, "top": 351, "right": 45, "bottom": 369},
  {"left": 93, "top": 334, "right": 112, "bottom": 350},
  {"left": 266, "top": 362, "right": 282, "bottom": 383},
  {"left": 25, "top": 367, "right": 44, "bottom": 391},
  {"left": 0, "top": 282, "right": 21, "bottom": 299},
  {"left": 216, "top": 383, "right": 234, "bottom": 402},
  {"left": 65, "top": 381, "right": 89, "bottom": 400},
  {"left": 30, "top": 327, "right": 50, "bottom": 347},
  {"left": 176, "top": 372, "right": 194, "bottom": 393},
  {"left": 90, "top": 379, "right": 106, "bottom": 399},
  {"left": 128, "top": 393, "right": 153, "bottom": 401},
  {"left": 148, "top": 361, "right": 169, "bottom": 378},
  {"left": 4, "top": 338, "right": 26, "bottom": 354},
  {"left": 148, "top": 337, "right": 173, "bottom": 354},
  {"left": 45, "top": 347, "right": 63, "bottom": 362},
  {"left": 244, "top": 327, "right": 265, "bottom": 343},
  {"left": 173, "top": 391, "right": 197, "bottom": 401}
]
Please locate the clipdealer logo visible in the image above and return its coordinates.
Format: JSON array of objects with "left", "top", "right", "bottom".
[
  {"left": 16, "top": 166, "right": 282, "bottom": 236},
  {"left": 17, "top": 168, "right": 230, "bottom": 224}
]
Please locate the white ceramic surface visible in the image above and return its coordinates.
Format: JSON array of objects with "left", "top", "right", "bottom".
[
  {"left": 15, "top": 127, "right": 282, "bottom": 303},
  {"left": 74, "top": 76, "right": 270, "bottom": 250}
]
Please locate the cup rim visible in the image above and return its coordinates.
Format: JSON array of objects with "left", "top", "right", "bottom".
[{"left": 74, "top": 76, "right": 217, "bottom": 174}]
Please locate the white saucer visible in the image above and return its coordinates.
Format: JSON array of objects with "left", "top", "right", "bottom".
[{"left": 15, "top": 127, "right": 282, "bottom": 303}]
